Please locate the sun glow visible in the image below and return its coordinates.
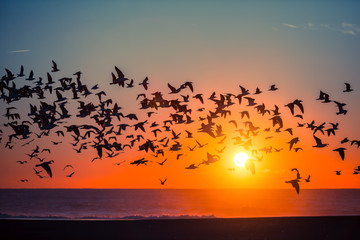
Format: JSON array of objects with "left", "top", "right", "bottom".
[{"left": 234, "top": 152, "right": 249, "bottom": 168}]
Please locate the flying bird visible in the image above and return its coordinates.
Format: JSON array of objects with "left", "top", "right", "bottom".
[
  {"left": 36, "top": 160, "right": 54, "bottom": 178},
  {"left": 333, "top": 148, "right": 346, "bottom": 160}
]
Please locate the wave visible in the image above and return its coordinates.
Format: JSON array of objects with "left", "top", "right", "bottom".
[{"left": 0, "top": 213, "right": 217, "bottom": 220}]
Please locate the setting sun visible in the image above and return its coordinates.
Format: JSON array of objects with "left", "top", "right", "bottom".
[{"left": 234, "top": 152, "right": 249, "bottom": 168}]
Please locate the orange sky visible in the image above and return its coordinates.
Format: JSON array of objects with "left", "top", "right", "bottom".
[{"left": 1, "top": 1, "right": 360, "bottom": 189}]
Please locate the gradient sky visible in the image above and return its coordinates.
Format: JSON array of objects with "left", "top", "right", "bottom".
[{"left": 1, "top": 0, "right": 360, "bottom": 189}]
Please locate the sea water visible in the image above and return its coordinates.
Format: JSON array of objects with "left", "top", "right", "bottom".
[{"left": 0, "top": 189, "right": 359, "bottom": 219}]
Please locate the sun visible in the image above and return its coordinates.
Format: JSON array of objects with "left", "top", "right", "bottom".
[{"left": 234, "top": 152, "right": 249, "bottom": 167}]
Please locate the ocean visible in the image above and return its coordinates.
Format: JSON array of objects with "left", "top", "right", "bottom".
[{"left": 0, "top": 189, "right": 359, "bottom": 220}]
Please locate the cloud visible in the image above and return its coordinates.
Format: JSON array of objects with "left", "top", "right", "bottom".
[
  {"left": 9, "top": 49, "right": 31, "bottom": 53},
  {"left": 281, "top": 22, "right": 360, "bottom": 36},
  {"left": 282, "top": 23, "right": 297, "bottom": 29}
]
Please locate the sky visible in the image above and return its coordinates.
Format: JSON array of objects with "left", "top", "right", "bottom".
[{"left": 0, "top": 0, "right": 360, "bottom": 189}]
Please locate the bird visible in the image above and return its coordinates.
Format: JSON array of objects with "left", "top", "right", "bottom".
[
  {"left": 17, "top": 65, "right": 25, "bottom": 77},
  {"left": 312, "top": 135, "right": 328, "bottom": 148},
  {"left": 291, "top": 168, "right": 302, "bottom": 179},
  {"left": 334, "top": 171, "right": 341, "bottom": 175},
  {"left": 156, "top": 158, "right": 167, "bottom": 165},
  {"left": 333, "top": 148, "right": 346, "bottom": 160},
  {"left": 139, "top": 77, "right": 149, "bottom": 90},
  {"left": 343, "top": 82, "right": 353, "bottom": 92},
  {"left": 51, "top": 60, "right": 60, "bottom": 72},
  {"left": 16, "top": 160, "right": 27, "bottom": 164},
  {"left": 36, "top": 160, "right": 54, "bottom": 178},
  {"left": 269, "top": 84, "right": 278, "bottom": 91},
  {"left": 334, "top": 101, "right": 347, "bottom": 115},
  {"left": 185, "top": 164, "right": 198, "bottom": 169},
  {"left": 304, "top": 175, "right": 310, "bottom": 182},
  {"left": 288, "top": 137, "right": 300, "bottom": 151},
  {"left": 285, "top": 179, "right": 300, "bottom": 195},
  {"left": 159, "top": 178, "right": 167, "bottom": 185}
]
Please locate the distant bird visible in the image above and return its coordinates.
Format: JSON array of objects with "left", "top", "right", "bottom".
[
  {"left": 113, "top": 161, "right": 126, "bottom": 166},
  {"left": 33, "top": 168, "right": 42, "bottom": 176},
  {"left": 304, "top": 175, "right": 310, "bottom": 183},
  {"left": 317, "top": 91, "right": 331, "bottom": 103},
  {"left": 16, "top": 160, "right": 27, "bottom": 164},
  {"left": 139, "top": 77, "right": 149, "bottom": 90},
  {"left": 156, "top": 158, "right": 167, "bottom": 166},
  {"left": 334, "top": 171, "right": 341, "bottom": 175},
  {"left": 196, "top": 140, "right": 208, "bottom": 148},
  {"left": 343, "top": 82, "right": 353, "bottom": 92},
  {"left": 294, "top": 147, "right": 303, "bottom": 152},
  {"left": 334, "top": 101, "right": 347, "bottom": 115},
  {"left": 159, "top": 178, "right": 167, "bottom": 185},
  {"left": 17, "top": 65, "right": 25, "bottom": 77},
  {"left": 51, "top": 60, "right": 60, "bottom": 72},
  {"left": 269, "top": 84, "right": 278, "bottom": 91},
  {"left": 185, "top": 164, "right": 198, "bottom": 169},
  {"left": 254, "top": 87, "right": 262, "bottom": 95},
  {"left": 64, "top": 165, "right": 74, "bottom": 170},
  {"left": 66, "top": 171, "right": 75, "bottom": 177},
  {"left": 333, "top": 148, "right": 346, "bottom": 160}
]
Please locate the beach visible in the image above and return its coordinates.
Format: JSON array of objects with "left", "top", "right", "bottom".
[{"left": 1, "top": 216, "right": 359, "bottom": 240}]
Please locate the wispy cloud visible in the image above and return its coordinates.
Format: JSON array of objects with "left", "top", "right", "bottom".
[
  {"left": 282, "top": 23, "right": 297, "bottom": 29},
  {"left": 280, "top": 22, "right": 360, "bottom": 36},
  {"left": 9, "top": 49, "right": 31, "bottom": 53}
]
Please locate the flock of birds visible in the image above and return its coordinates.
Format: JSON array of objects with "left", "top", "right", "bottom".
[{"left": 1, "top": 61, "right": 359, "bottom": 194}]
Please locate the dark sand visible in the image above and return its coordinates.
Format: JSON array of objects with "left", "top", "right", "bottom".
[{"left": 1, "top": 216, "right": 359, "bottom": 240}]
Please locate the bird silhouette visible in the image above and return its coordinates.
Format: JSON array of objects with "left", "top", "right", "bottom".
[
  {"left": 36, "top": 160, "right": 54, "bottom": 178},
  {"left": 312, "top": 135, "right": 328, "bottom": 148},
  {"left": 51, "top": 60, "right": 60, "bottom": 72},
  {"left": 285, "top": 179, "right": 300, "bottom": 195},
  {"left": 343, "top": 82, "right": 353, "bottom": 92},
  {"left": 333, "top": 148, "right": 346, "bottom": 160},
  {"left": 159, "top": 178, "right": 167, "bottom": 185}
]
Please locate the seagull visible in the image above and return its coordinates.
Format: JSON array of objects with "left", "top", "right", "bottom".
[
  {"left": 291, "top": 168, "right": 302, "bottom": 179},
  {"left": 304, "top": 175, "right": 310, "bottom": 182},
  {"left": 333, "top": 148, "right": 346, "bottom": 160},
  {"left": 312, "top": 135, "right": 328, "bottom": 148},
  {"left": 334, "top": 101, "right": 347, "bottom": 115},
  {"left": 26, "top": 70, "right": 35, "bottom": 81},
  {"left": 334, "top": 171, "right": 341, "bottom": 175},
  {"left": 139, "top": 77, "right": 149, "bottom": 90},
  {"left": 159, "top": 178, "right": 167, "bottom": 185},
  {"left": 285, "top": 179, "right": 300, "bottom": 195},
  {"left": 17, "top": 65, "right": 25, "bottom": 77},
  {"left": 185, "top": 164, "right": 198, "bottom": 169},
  {"left": 269, "top": 84, "right": 278, "bottom": 91},
  {"left": 288, "top": 137, "right": 300, "bottom": 151},
  {"left": 343, "top": 82, "right": 353, "bottom": 92},
  {"left": 156, "top": 158, "right": 167, "bottom": 165},
  {"left": 36, "top": 160, "right": 54, "bottom": 178},
  {"left": 51, "top": 60, "right": 60, "bottom": 72}
]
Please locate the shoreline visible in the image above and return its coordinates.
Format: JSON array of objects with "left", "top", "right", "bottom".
[{"left": 1, "top": 216, "right": 359, "bottom": 240}]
